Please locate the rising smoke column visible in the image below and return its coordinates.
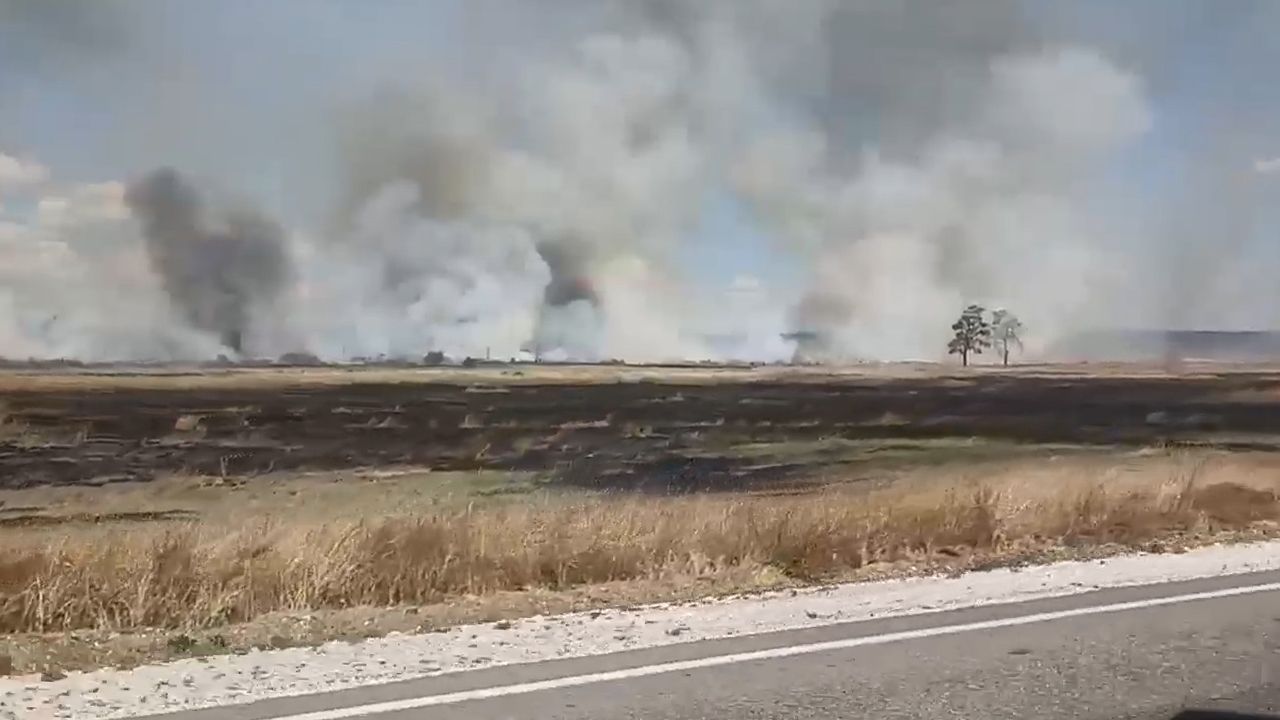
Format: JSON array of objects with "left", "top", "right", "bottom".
[
  {"left": 12, "top": 1, "right": 1277, "bottom": 364},
  {"left": 125, "top": 168, "right": 290, "bottom": 354},
  {"left": 536, "top": 239, "right": 598, "bottom": 309},
  {"left": 529, "top": 238, "right": 601, "bottom": 359},
  {"left": 325, "top": 29, "right": 710, "bottom": 362},
  {"left": 321, "top": 92, "right": 564, "bottom": 360}
]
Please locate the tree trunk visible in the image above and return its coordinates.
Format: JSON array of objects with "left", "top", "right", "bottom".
[
  {"left": 961, "top": 349, "right": 969, "bottom": 367},
  {"left": 1002, "top": 343, "right": 1009, "bottom": 366}
]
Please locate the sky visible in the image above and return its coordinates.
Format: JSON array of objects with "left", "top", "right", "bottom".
[
  {"left": 1, "top": 0, "right": 1279, "bottom": 363},
  {"left": 0, "top": 0, "right": 791, "bottom": 281}
]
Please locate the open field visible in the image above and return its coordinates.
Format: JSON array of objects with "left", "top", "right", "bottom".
[
  {"left": 2, "top": 449, "right": 1280, "bottom": 675},
  {"left": 3, "top": 363, "right": 1280, "bottom": 674},
  {"left": 5, "top": 362, "right": 1280, "bottom": 490}
]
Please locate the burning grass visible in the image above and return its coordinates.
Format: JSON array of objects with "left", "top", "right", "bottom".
[{"left": 1, "top": 455, "right": 1277, "bottom": 636}]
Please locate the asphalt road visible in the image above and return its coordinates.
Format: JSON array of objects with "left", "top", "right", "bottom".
[{"left": 155, "top": 570, "right": 1280, "bottom": 720}]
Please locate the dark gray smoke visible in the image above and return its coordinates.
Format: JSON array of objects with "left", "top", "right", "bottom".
[
  {"left": 125, "top": 168, "right": 289, "bottom": 353},
  {"left": 536, "top": 239, "right": 598, "bottom": 308},
  {"left": 530, "top": 238, "right": 601, "bottom": 359}
]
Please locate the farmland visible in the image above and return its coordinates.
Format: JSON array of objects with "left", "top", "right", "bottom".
[{"left": 2, "top": 362, "right": 1280, "bottom": 674}]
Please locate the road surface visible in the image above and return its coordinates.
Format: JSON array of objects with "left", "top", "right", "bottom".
[{"left": 154, "top": 570, "right": 1280, "bottom": 720}]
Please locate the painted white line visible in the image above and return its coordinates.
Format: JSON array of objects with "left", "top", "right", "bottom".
[{"left": 263, "top": 579, "right": 1280, "bottom": 720}]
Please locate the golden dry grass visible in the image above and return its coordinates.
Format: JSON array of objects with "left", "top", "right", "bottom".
[
  {"left": 0, "top": 364, "right": 766, "bottom": 392},
  {"left": 0, "top": 360, "right": 1266, "bottom": 393},
  {"left": 1, "top": 455, "right": 1277, "bottom": 635}
]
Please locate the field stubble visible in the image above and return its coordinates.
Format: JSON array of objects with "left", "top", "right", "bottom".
[{"left": 4, "top": 365, "right": 1280, "bottom": 674}]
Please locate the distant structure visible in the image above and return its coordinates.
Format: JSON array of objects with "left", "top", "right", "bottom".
[
  {"left": 276, "top": 351, "right": 324, "bottom": 366},
  {"left": 1053, "top": 330, "right": 1280, "bottom": 363},
  {"left": 781, "top": 330, "right": 833, "bottom": 364}
]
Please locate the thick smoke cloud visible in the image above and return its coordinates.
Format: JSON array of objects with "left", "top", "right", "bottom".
[
  {"left": 314, "top": 27, "right": 711, "bottom": 360},
  {"left": 736, "top": 45, "right": 1151, "bottom": 358},
  {"left": 1, "top": 1, "right": 1277, "bottom": 362},
  {"left": 125, "top": 168, "right": 289, "bottom": 354},
  {"left": 328, "top": 87, "right": 603, "bottom": 359},
  {"left": 290, "top": 179, "right": 550, "bottom": 360}
]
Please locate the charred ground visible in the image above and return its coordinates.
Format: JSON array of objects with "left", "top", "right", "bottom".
[{"left": 3, "top": 364, "right": 1280, "bottom": 492}]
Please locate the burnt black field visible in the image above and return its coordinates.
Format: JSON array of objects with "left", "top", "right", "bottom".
[{"left": 3, "top": 365, "right": 1279, "bottom": 492}]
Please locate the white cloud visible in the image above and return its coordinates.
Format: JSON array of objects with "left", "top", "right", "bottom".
[
  {"left": 36, "top": 182, "right": 129, "bottom": 229},
  {"left": 70, "top": 181, "right": 128, "bottom": 217},
  {"left": 0, "top": 220, "right": 27, "bottom": 242},
  {"left": 729, "top": 273, "right": 762, "bottom": 292},
  {"left": 36, "top": 196, "right": 71, "bottom": 227},
  {"left": 1254, "top": 157, "right": 1280, "bottom": 174},
  {"left": 0, "top": 152, "right": 50, "bottom": 187}
]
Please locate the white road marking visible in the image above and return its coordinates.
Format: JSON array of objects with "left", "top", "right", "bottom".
[{"left": 262, "top": 579, "right": 1280, "bottom": 719}]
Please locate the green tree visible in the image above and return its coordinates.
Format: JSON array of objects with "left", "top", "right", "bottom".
[
  {"left": 990, "top": 309, "right": 1024, "bottom": 367},
  {"left": 948, "top": 304, "right": 991, "bottom": 367}
]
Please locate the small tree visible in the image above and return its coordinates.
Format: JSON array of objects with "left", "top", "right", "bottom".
[
  {"left": 948, "top": 304, "right": 991, "bottom": 367},
  {"left": 990, "top": 309, "right": 1024, "bottom": 367}
]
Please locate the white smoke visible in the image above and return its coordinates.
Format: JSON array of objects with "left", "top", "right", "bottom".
[
  {"left": 0, "top": 2, "right": 1219, "bottom": 364},
  {"left": 290, "top": 180, "right": 551, "bottom": 360},
  {"left": 736, "top": 47, "right": 1151, "bottom": 359},
  {"left": 313, "top": 28, "right": 718, "bottom": 362}
]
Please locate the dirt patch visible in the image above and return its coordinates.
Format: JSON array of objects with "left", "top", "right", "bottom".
[
  {"left": 0, "top": 468, "right": 553, "bottom": 531},
  {"left": 0, "top": 509, "right": 199, "bottom": 528}
]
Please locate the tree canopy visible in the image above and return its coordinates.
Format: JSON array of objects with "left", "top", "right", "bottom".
[
  {"left": 991, "top": 309, "right": 1024, "bottom": 366},
  {"left": 948, "top": 304, "right": 992, "bottom": 366}
]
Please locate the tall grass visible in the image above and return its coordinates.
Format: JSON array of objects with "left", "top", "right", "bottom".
[{"left": 0, "top": 474, "right": 1276, "bottom": 634}]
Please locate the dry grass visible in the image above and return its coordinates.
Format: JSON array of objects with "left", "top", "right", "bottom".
[
  {"left": 1, "top": 360, "right": 1267, "bottom": 393},
  {"left": 1, "top": 456, "right": 1277, "bottom": 636},
  {"left": 0, "top": 365, "right": 768, "bottom": 392}
]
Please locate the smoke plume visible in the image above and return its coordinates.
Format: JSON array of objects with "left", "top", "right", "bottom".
[
  {"left": 125, "top": 168, "right": 289, "bottom": 354},
  {"left": 2, "top": 1, "right": 1279, "bottom": 363}
]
